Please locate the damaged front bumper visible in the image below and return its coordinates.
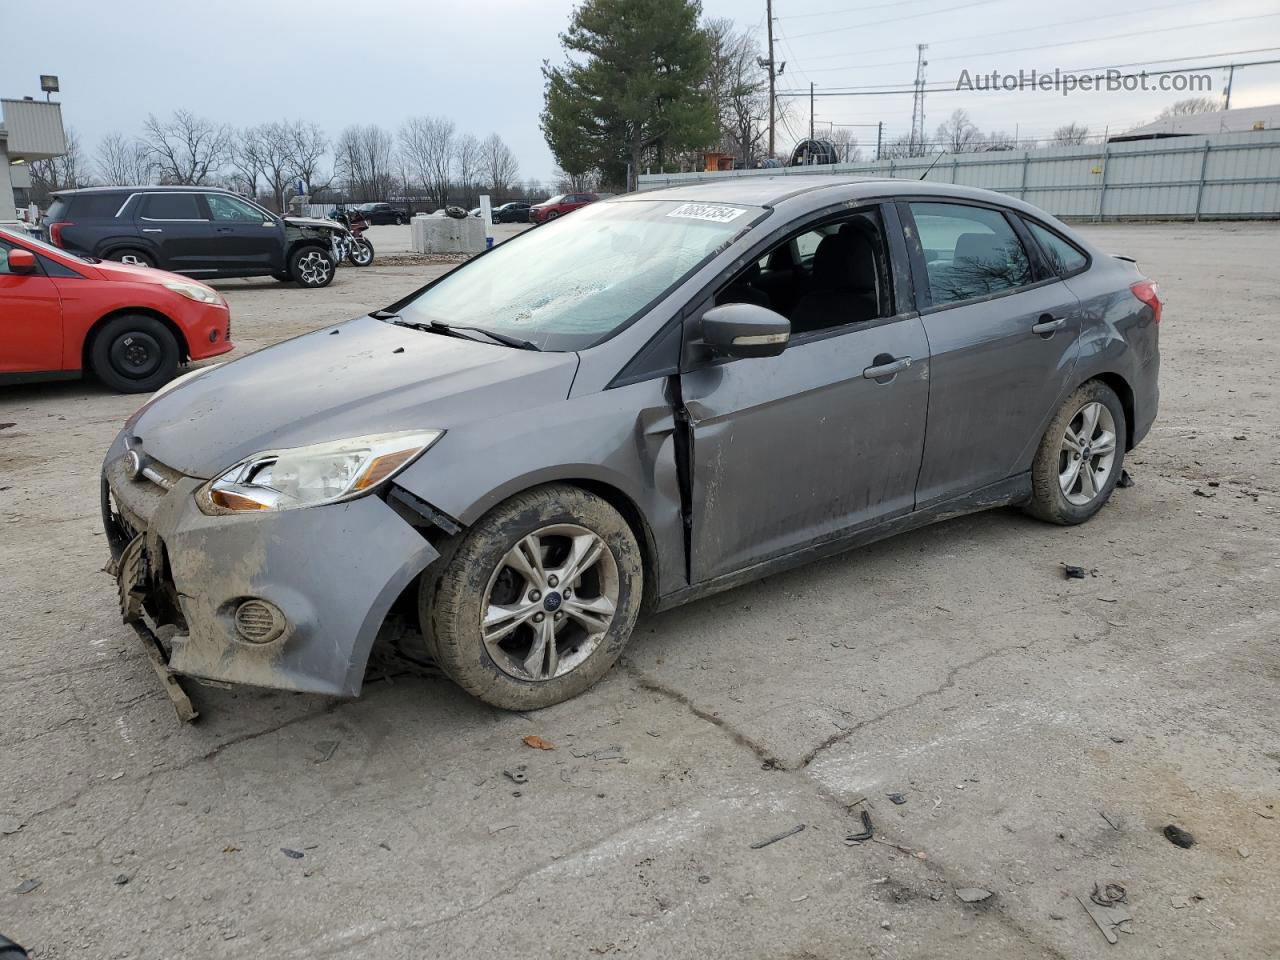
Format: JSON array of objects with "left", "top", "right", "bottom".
[{"left": 101, "top": 438, "right": 441, "bottom": 710}]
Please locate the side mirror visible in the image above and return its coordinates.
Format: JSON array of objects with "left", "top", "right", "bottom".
[
  {"left": 6, "top": 248, "right": 37, "bottom": 275},
  {"left": 701, "top": 302, "right": 790, "bottom": 359}
]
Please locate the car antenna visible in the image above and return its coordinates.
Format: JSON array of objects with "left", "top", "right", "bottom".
[{"left": 919, "top": 150, "right": 947, "bottom": 181}]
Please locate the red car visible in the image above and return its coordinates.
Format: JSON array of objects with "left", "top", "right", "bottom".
[
  {"left": 528, "top": 192, "right": 600, "bottom": 224},
  {"left": 0, "top": 228, "right": 233, "bottom": 393}
]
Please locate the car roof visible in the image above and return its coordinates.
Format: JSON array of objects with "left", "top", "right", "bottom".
[
  {"left": 52, "top": 185, "right": 239, "bottom": 197},
  {"left": 626, "top": 175, "right": 1039, "bottom": 213}
]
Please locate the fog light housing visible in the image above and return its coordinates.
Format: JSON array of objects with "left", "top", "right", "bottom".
[
  {"left": 209, "top": 329, "right": 219, "bottom": 343},
  {"left": 233, "top": 599, "right": 287, "bottom": 644}
]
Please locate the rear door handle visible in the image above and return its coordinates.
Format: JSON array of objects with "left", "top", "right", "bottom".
[
  {"left": 216, "top": 227, "right": 233, "bottom": 234},
  {"left": 862, "top": 356, "right": 913, "bottom": 380},
  {"left": 1032, "top": 315, "right": 1067, "bottom": 335},
  {"left": 141, "top": 228, "right": 163, "bottom": 233}
]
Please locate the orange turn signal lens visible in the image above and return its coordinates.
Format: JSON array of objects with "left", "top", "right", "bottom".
[
  {"left": 210, "top": 489, "right": 271, "bottom": 511},
  {"left": 353, "top": 449, "right": 419, "bottom": 491}
]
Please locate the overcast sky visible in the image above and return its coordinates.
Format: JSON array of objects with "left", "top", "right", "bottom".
[{"left": 3, "top": 0, "right": 1278, "bottom": 183}]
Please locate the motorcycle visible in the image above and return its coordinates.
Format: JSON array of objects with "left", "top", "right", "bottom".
[{"left": 326, "top": 205, "right": 375, "bottom": 267}]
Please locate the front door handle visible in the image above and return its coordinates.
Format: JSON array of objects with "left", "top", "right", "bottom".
[
  {"left": 141, "top": 228, "right": 163, "bottom": 233},
  {"left": 862, "top": 355, "right": 913, "bottom": 380},
  {"left": 1032, "top": 315, "right": 1067, "bottom": 335}
]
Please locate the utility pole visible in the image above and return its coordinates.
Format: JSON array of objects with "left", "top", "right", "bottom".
[
  {"left": 1224, "top": 63, "right": 1235, "bottom": 109},
  {"left": 876, "top": 121, "right": 883, "bottom": 162},
  {"left": 766, "top": 0, "right": 776, "bottom": 158},
  {"left": 910, "top": 43, "right": 929, "bottom": 156},
  {"left": 809, "top": 82, "right": 815, "bottom": 140}
]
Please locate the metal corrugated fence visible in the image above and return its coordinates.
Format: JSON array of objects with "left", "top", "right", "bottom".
[{"left": 637, "top": 130, "right": 1280, "bottom": 221}]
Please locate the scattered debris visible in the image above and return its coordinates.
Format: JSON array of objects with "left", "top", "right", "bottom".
[
  {"left": 113, "top": 873, "right": 131, "bottom": 886},
  {"left": 697, "top": 875, "right": 711, "bottom": 884},
  {"left": 1117, "top": 469, "right": 1135, "bottom": 488},
  {"left": 887, "top": 793, "right": 907, "bottom": 805},
  {"left": 1164, "top": 824, "right": 1195, "bottom": 848},
  {"left": 750, "top": 824, "right": 805, "bottom": 849},
  {"left": 1237, "top": 846, "right": 1251, "bottom": 859},
  {"left": 571, "top": 745, "right": 625, "bottom": 761},
  {"left": 313, "top": 740, "right": 339, "bottom": 764},
  {"left": 790, "top": 895, "right": 809, "bottom": 903},
  {"left": 280, "top": 847, "right": 305, "bottom": 859},
  {"left": 1171, "top": 894, "right": 1204, "bottom": 909},
  {"left": 955, "top": 887, "right": 993, "bottom": 903},
  {"left": 1192, "top": 487, "right": 1216, "bottom": 498},
  {"left": 1108, "top": 736, "right": 1126, "bottom": 744},
  {"left": 488, "top": 823, "right": 516, "bottom": 835},
  {"left": 844, "top": 811, "right": 874, "bottom": 844},
  {"left": 378, "top": 841, "right": 391, "bottom": 851},
  {"left": 504, "top": 766, "right": 528, "bottom": 784},
  {"left": 1063, "top": 564, "right": 1087, "bottom": 580},
  {"left": 1092, "top": 882, "right": 1127, "bottom": 906},
  {"left": 1078, "top": 892, "right": 1133, "bottom": 944},
  {"left": 1233, "top": 434, "right": 1248, "bottom": 441},
  {"left": 1255, "top": 807, "right": 1275, "bottom": 820},
  {"left": 522, "top": 735, "right": 555, "bottom": 751},
  {"left": 1099, "top": 811, "right": 1123, "bottom": 831},
  {"left": 222, "top": 845, "right": 241, "bottom": 853},
  {"left": 873, "top": 837, "right": 928, "bottom": 859},
  {"left": 15, "top": 878, "right": 41, "bottom": 895},
  {"left": 0, "top": 423, "right": 14, "bottom": 431}
]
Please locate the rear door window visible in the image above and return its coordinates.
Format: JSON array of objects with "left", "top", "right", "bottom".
[
  {"left": 140, "top": 193, "right": 204, "bottom": 220},
  {"left": 908, "top": 202, "right": 1032, "bottom": 307},
  {"left": 1025, "top": 220, "right": 1088, "bottom": 276}
]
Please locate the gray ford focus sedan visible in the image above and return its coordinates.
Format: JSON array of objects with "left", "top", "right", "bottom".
[{"left": 103, "top": 177, "right": 1160, "bottom": 717}]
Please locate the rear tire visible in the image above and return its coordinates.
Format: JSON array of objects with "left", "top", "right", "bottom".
[
  {"left": 108, "top": 248, "right": 155, "bottom": 268},
  {"left": 348, "top": 237, "right": 374, "bottom": 266},
  {"left": 289, "top": 246, "right": 335, "bottom": 288},
  {"left": 421, "top": 484, "right": 643, "bottom": 711},
  {"left": 89, "top": 314, "right": 180, "bottom": 393},
  {"left": 1025, "top": 380, "right": 1127, "bottom": 525}
]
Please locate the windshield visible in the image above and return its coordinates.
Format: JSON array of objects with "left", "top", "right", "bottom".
[
  {"left": 0, "top": 228, "right": 94, "bottom": 264},
  {"left": 543, "top": 195, "right": 565, "bottom": 205},
  {"left": 395, "top": 199, "right": 760, "bottom": 351}
]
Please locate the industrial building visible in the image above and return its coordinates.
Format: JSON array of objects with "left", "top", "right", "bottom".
[{"left": 1, "top": 93, "right": 67, "bottom": 222}]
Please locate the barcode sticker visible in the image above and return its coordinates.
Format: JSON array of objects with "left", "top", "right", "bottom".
[{"left": 666, "top": 203, "right": 748, "bottom": 223}]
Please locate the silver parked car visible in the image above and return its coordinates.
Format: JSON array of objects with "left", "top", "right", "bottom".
[{"left": 102, "top": 177, "right": 1160, "bottom": 717}]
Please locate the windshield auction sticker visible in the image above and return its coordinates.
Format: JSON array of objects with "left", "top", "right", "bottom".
[{"left": 667, "top": 203, "right": 748, "bottom": 223}]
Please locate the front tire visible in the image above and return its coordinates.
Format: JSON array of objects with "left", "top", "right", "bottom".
[
  {"left": 89, "top": 314, "right": 180, "bottom": 393},
  {"left": 289, "top": 246, "right": 335, "bottom": 288},
  {"left": 423, "top": 484, "right": 643, "bottom": 711},
  {"left": 1025, "top": 380, "right": 1126, "bottom": 525},
  {"left": 348, "top": 237, "right": 374, "bottom": 266}
]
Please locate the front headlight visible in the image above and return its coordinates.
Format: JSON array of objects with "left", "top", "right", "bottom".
[
  {"left": 163, "top": 281, "right": 224, "bottom": 306},
  {"left": 196, "top": 430, "right": 443, "bottom": 514}
]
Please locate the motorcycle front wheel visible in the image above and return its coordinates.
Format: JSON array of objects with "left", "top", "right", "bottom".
[{"left": 348, "top": 237, "right": 374, "bottom": 267}]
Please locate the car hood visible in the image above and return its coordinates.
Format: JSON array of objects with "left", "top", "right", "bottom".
[
  {"left": 283, "top": 216, "right": 347, "bottom": 233},
  {"left": 126, "top": 314, "right": 580, "bottom": 478},
  {"left": 88, "top": 258, "right": 203, "bottom": 287}
]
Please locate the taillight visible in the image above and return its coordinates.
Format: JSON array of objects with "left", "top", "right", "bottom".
[
  {"left": 49, "top": 221, "right": 72, "bottom": 248},
  {"left": 1130, "top": 279, "right": 1162, "bottom": 325}
]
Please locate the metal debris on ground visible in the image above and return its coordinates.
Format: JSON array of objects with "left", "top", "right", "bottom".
[
  {"left": 570, "top": 745, "right": 625, "bottom": 761},
  {"left": 1164, "top": 824, "right": 1195, "bottom": 848},
  {"left": 887, "top": 793, "right": 907, "bottom": 805},
  {"left": 844, "top": 811, "right": 874, "bottom": 844},
  {"left": 750, "top": 824, "right": 805, "bottom": 849},
  {"left": 0, "top": 816, "right": 24, "bottom": 836},
  {"left": 1117, "top": 469, "right": 1135, "bottom": 488},
  {"left": 1192, "top": 487, "right": 1216, "bottom": 498},
  {"left": 14, "top": 878, "right": 41, "bottom": 895},
  {"left": 113, "top": 873, "right": 130, "bottom": 886},
  {"left": 1091, "top": 882, "right": 1127, "bottom": 906},
  {"left": 280, "top": 848, "right": 305, "bottom": 859},
  {"left": 955, "top": 887, "right": 993, "bottom": 903},
  {"left": 504, "top": 766, "right": 528, "bottom": 784},
  {"left": 1063, "top": 564, "right": 1087, "bottom": 580},
  {"left": 312, "top": 740, "right": 339, "bottom": 764},
  {"left": 522, "top": 735, "right": 555, "bottom": 750},
  {"left": 1099, "top": 811, "right": 1123, "bottom": 831},
  {"left": 1078, "top": 891, "right": 1134, "bottom": 944}
]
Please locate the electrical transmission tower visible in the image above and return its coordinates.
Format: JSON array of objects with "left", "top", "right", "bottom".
[{"left": 910, "top": 44, "right": 929, "bottom": 156}]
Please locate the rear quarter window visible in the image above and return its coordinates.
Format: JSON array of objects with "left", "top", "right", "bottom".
[
  {"left": 1025, "top": 220, "right": 1089, "bottom": 276},
  {"left": 68, "top": 193, "right": 128, "bottom": 219}
]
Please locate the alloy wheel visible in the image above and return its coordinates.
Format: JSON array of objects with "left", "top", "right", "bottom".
[
  {"left": 481, "top": 524, "right": 619, "bottom": 682},
  {"left": 297, "top": 250, "right": 332, "bottom": 285},
  {"left": 1059, "top": 401, "right": 1118, "bottom": 506}
]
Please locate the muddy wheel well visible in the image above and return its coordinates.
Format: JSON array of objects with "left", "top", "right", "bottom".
[
  {"left": 560, "top": 479, "right": 662, "bottom": 612},
  {"left": 83, "top": 307, "right": 190, "bottom": 372},
  {"left": 1090, "top": 372, "right": 1136, "bottom": 451}
]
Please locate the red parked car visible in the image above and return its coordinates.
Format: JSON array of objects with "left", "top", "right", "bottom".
[
  {"left": 528, "top": 192, "right": 600, "bottom": 224},
  {"left": 0, "top": 228, "right": 232, "bottom": 393}
]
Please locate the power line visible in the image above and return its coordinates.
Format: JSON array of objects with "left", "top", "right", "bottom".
[
  {"left": 781, "top": 48, "right": 1280, "bottom": 92},
  {"left": 782, "top": 0, "right": 965, "bottom": 20},
  {"left": 786, "top": 0, "right": 1004, "bottom": 40},
  {"left": 792, "top": 0, "right": 1214, "bottom": 67}
]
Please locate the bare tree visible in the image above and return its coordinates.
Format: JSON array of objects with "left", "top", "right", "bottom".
[
  {"left": 830, "top": 127, "right": 862, "bottom": 163},
  {"left": 936, "top": 109, "right": 983, "bottom": 153},
  {"left": 335, "top": 124, "right": 395, "bottom": 202},
  {"left": 142, "top": 110, "right": 231, "bottom": 184},
  {"left": 399, "top": 116, "right": 455, "bottom": 205},
  {"left": 29, "top": 127, "right": 89, "bottom": 200},
  {"left": 1156, "top": 97, "right": 1219, "bottom": 119},
  {"left": 480, "top": 133, "right": 520, "bottom": 194},
  {"left": 227, "top": 127, "right": 265, "bottom": 200},
  {"left": 984, "top": 129, "right": 1016, "bottom": 151},
  {"left": 705, "top": 18, "right": 769, "bottom": 167},
  {"left": 879, "top": 134, "right": 916, "bottom": 160},
  {"left": 1052, "top": 122, "right": 1091, "bottom": 145},
  {"left": 95, "top": 132, "right": 154, "bottom": 186},
  {"left": 283, "top": 120, "right": 329, "bottom": 194},
  {"left": 453, "top": 133, "right": 481, "bottom": 202},
  {"left": 250, "top": 122, "right": 294, "bottom": 211}
]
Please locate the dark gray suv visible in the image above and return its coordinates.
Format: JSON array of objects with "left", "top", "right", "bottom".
[
  {"left": 44, "top": 186, "right": 348, "bottom": 287},
  {"left": 102, "top": 177, "right": 1160, "bottom": 719}
]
